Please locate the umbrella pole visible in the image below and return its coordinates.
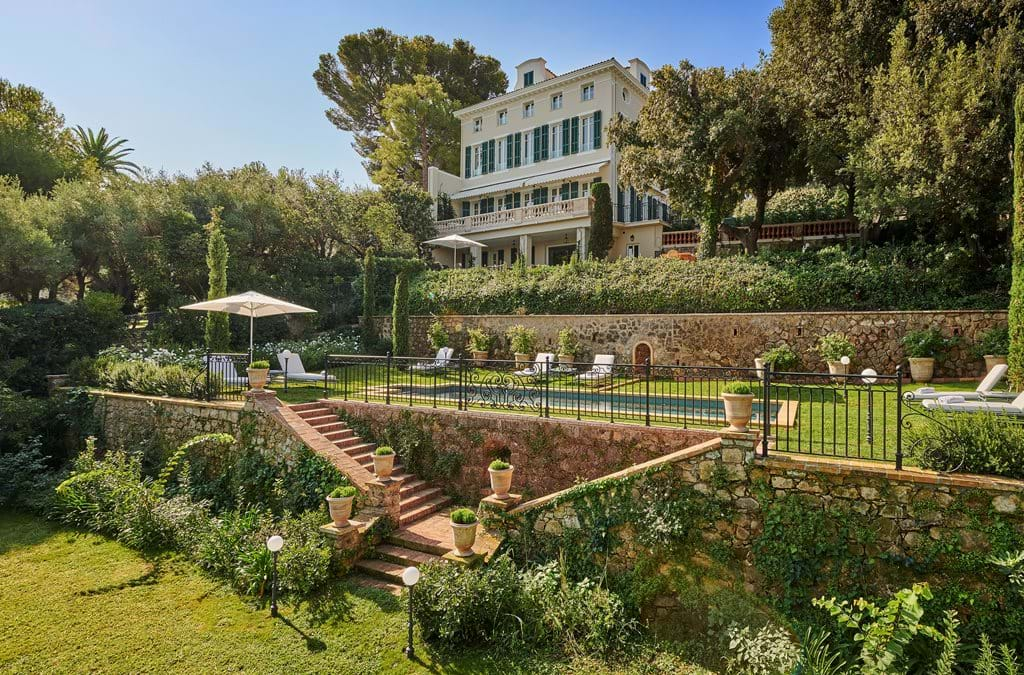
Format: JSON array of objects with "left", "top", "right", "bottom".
[{"left": 249, "top": 314, "right": 254, "bottom": 363}]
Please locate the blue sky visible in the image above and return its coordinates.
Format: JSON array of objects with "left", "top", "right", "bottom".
[{"left": 1, "top": 0, "right": 777, "bottom": 186}]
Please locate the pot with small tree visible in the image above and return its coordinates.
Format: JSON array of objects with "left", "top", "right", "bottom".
[
  {"left": 506, "top": 325, "right": 537, "bottom": 368},
  {"left": 326, "top": 485, "right": 357, "bottom": 527},
  {"left": 901, "top": 328, "right": 955, "bottom": 383},
  {"left": 756, "top": 344, "right": 799, "bottom": 378},
  {"left": 372, "top": 446, "right": 396, "bottom": 480},
  {"left": 449, "top": 508, "right": 478, "bottom": 557},
  {"left": 973, "top": 326, "right": 1009, "bottom": 373},
  {"left": 817, "top": 334, "right": 855, "bottom": 377},
  {"left": 426, "top": 320, "right": 449, "bottom": 354},
  {"left": 467, "top": 328, "right": 492, "bottom": 365},
  {"left": 247, "top": 360, "right": 270, "bottom": 390},
  {"left": 721, "top": 381, "right": 755, "bottom": 432},
  {"left": 487, "top": 459, "right": 514, "bottom": 499},
  {"left": 556, "top": 327, "right": 581, "bottom": 367}
]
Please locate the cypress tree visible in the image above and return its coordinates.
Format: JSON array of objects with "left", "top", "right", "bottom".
[
  {"left": 392, "top": 270, "right": 410, "bottom": 357},
  {"left": 588, "top": 182, "right": 613, "bottom": 260},
  {"left": 204, "top": 208, "right": 231, "bottom": 352},
  {"left": 1009, "top": 86, "right": 1024, "bottom": 386},
  {"left": 361, "top": 247, "right": 377, "bottom": 352}
]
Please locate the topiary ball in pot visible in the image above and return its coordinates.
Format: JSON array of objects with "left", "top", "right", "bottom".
[
  {"left": 372, "top": 446, "right": 395, "bottom": 480},
  {"left": 326, "top": 485, "right": 357, "bottom": 527},
  {"left": 721, "top": 381, "right": 755, "bottom": 432},
  {"left": 487, "top": 459, "right": 514, "bottom": 500},
  {"left": 449, "top": 507, "right": 478, "bottom": 557}
]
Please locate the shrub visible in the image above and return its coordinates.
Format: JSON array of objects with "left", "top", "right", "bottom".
[
  {"left": 588, "top": 182, "right": 613, "bottom": 260},
  {"left": 361, "top": 247, "right": 377, "bottom": 352},
  {"left": 906, "top": 412, "right": 1024, "bottom": 479},
  {"left": 0, "top": 439, "right": 56, "bottom": 512},
  {"left": 723, "top": 382, "right": 755, "bottom": 395},
  {"left": 450, "top": 507, "right": 477, "bottom": 524},
  {"left": 733, "top": 184, "right": 847, "bottom": 225},
  {"left": 467, "top": 328, "right": 492, "bottom": 353},
  {"left": 725, "top": 622, "right": 800, "bottom": 675},
  {"left": 901, "top": 328, "right": 955, "bottom": 359},
  {"left": 412, "top": 556, "right": 521, "bottom": 644},
  {"left": 760, "top": 344, "right": 799, "bottom": 371},
  {"left": 426, "top": 320, "right": 448, "bottom": 351},
  {"left": 255, "top": 329, "right": 361, "bottom": 368},
  {"left": 329, "top": 485, "right": 357, "bottom": 498},
  {"left": 95, "top": 359, "right": 207, "bottom": 399},
  {"left": 817, "top": 333, "right": 855, "bottom": 362},
  {"left": 374, "top": 446, "right": 394, "bottom": 456},
  {"left": 557, "top": 327, "right": 581, "bottom": 357},
  {"left": 974, "top": 326, "right": 1010, "bottom": 359},
  {"left": 248, "top": 360, "right": 269, "bottom": 369},
  {"left": 392, "top": 270, "right": 410, "bottom": 356},
  {"left": 506, "top": 325, "right": 537, "bottom": 355},
  {"left": 489, "top": 459, "right": 511, "bottom": 471}
]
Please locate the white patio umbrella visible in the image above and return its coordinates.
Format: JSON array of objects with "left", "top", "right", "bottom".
[
  {"left": 180, "top": 291, "right": 317, "bottom": 355},
  {"left": 423, "top": 234, "right": 487, "bottom": 269}
]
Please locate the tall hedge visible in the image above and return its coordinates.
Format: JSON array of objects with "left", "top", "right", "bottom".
[
  {"left": 588, "top": 182, "right": 613, "bottom": 260},
  {"left": 392, "top": 270, "right": 410, "bottom": 356},
  {"left": 361, "top": 247, "right": 377, "bottom": 352},
  {"left": 1010, "top": 87, "right": 1024, "bottom": 387},
  {"left": 203, "top": 208, "right": 231, "bottom": 353}
]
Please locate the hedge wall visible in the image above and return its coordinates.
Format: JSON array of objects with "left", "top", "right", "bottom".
[{"left": 410, "top": 245, "right": 1008, "bottom": 316}]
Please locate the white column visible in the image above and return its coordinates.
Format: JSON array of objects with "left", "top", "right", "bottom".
[
  {"left": 470, "top": 245, "right": 482, "bottom": 267},
  {"left": 576, "top": 227, "right": 587, "bottom": 259},
  {"left": 518, "top": 235, "right": 532, "bottom": 266}
]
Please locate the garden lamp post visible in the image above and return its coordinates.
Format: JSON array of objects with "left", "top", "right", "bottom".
[
  {"left": 267, "top": 535, "right": 284, "bottom": 617},
  {"left": 861, "top": 368, "right": 878, "bottom": 446},
  {"left": 401, "top": 566, "right": 420, "bottom": 659}
]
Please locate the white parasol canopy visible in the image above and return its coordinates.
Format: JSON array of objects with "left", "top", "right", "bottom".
[
  {"left": 423, "top": 234, "right": 487, "bottom": 268},
  {"left": 181, "top": 291, "right": 317, "bottom": 355}
]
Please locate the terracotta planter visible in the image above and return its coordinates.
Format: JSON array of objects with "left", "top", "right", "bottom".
[
  {"left": 826, "top": 360, "right": 849, "bottom": 377},
  {"left": 558, "top": 353, "right": 575, "bottom": 367},
  {"left": 372, "top": 452, "right": 395, "bottom": 480},
  {"left": 246, "top": 367, "right": 269, "bottom": 390},
  {"left": 326, "top": 495, "right": 354, "bottom": 528},
  {"left": 471, "top": 350, "right": 489, "bottom": 365},
  {"left": 451, "top": 521, "right": 478, "bottom": 557},
  {"left": 908, "top": 357, "right": 935, "bottom": 383},
  {"left": 514, "top": 352, "right": 531, "bottom": 368},
  {"left": 488, "top": 466, "right": 514, "bottom": 499},
  {"left": 721, "top": 393, "right": 754, "bottom": 432},
  {"left": 984, "top": 355, "right": 1008, "bottom": 372}
]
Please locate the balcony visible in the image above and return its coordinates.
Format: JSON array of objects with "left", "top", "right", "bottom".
[
  {"left": 661, "top": 219, "right": 860, "bottom": 249},
  {"left": 436, "top": 197, "right": 593, "bottom": 236}
]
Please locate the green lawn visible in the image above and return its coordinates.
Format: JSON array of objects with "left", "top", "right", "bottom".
[
  {"left": 0, "top": 512, "right": 708, "bottom": 674},
  {"left": 269, "top": 364, "right": 977, "bottom": 464}
]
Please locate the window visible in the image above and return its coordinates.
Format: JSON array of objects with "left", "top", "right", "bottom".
[
  {"left": 581, "top": 115, "right": 594, "bottom": 151},
  {"left": 640, "top": 73, "right": 647, "bottom": 87},
  {"left": 495, "top": 137, "right": 506, "bottom": 171},
  {"left": 523, "top": 101, "right": 534, "bottom": 118},
  {"left": 523, "top": 129, "right": 534, "bottom": 165},
  {"left": 471, "top": 144, "right": 482, "bottom": 177},
  {"left": 550, "top": 123, "right": 563, "bottom": 159},
  {"left": 626, "top": 244, "right": 640, "bottom": 258},
  {"left": 473, "top": 117, "right": 482, "bottom": 132},
  {"left": 621, "top": 87, "right": 630, "bottom": 103},
  {"left": 581, "top": 83, "right": 594, "bottom": 101},
  {"left": 551, "top": 93, "right": 562, "bottom": 110},
  {"left": 523, "top": 70, "right": 534, "bottom": 87},
  {"left": 498, "top": 109, "right": 508, "bottom": 126}
]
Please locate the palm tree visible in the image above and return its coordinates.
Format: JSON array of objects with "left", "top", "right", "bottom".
[{"left": 72, "top": 126, "right": 142, "bottom": 178}]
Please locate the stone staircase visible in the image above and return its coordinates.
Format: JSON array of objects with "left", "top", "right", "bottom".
[{"left": 287, "top": 402, "right": 453, "bottom": 590}]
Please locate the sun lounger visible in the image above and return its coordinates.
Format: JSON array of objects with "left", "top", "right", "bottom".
[
  {"left": 903, "top": 364, "right": 1014, "bottom": 401},
  {"left": 277, "top": 350, "right": 337, "bottom": 382},
  {"left": 922, "top": 389, "right": 1024, "bottom": 415},
  {"left": 514, "top": 352, "right": 555, "bottom": 377},
  {"left": 578, "top": 354, "right": 615, "bottom": 384},
  {"left": 411, "top": 347, "right": 455, "bottom": 372}
]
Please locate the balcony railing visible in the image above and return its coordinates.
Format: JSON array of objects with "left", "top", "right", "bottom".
[
  {"left": 661, "top": 219, "right": 859, "bottom": 249},
  {"left": 436, "top": 197, "right": 593, "bottom": 236}
]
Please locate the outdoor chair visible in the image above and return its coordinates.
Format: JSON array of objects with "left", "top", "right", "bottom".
[
  {"left": 903, "top": 364, "right": 1014, "bottom": 402},
  {"left": 514, "top": 352, "right": 555, "bottom": 378},
  {"left": 922, "top": 388, "right": 1024, "bottom": 415},
  {"left": 411, "top": 347, "right": 455, "bottom": 372},
  {"left": 276, "top": 350, "right": 337, "bottom": 382},
  {"left": 577, "top": 354, "right": 615, "bottom": 384}
]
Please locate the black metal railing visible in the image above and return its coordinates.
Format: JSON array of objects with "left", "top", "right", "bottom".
[{"left": 202, "top": 352, "right": 252, "bottom": 402}]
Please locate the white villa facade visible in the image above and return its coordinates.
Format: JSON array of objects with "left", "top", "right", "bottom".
[{"left": 426, "top": 57, "right": 672, "bottom": 268}]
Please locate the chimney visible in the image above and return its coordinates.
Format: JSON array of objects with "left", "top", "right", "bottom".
[
  {"left": 515, "top": 58, "right": 552, "bottom": 89},
  {"left": 628, "top": 58, "right": 651, "bottom": 89}
]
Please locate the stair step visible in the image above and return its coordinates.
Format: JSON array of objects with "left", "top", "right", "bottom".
[
  {"left": 304, "top": 414, "right": 339, "bottom": 427},
  {"left": 352, "top": 558, "right": 406, "bottom": 584},
  {"left": 387, "top": 530, "right": 450, "bottom": 557},
  {"left": 297, "top": 408, "right": 332, "bottom": 420},
  {"left": 343, "top": 442, "right": 377, "bottom": 457},
  {"left": 400, "top": 495, "right": 452, "bottom": 526},
  {"left": 375, "top": 544, "right": 443, "bottom": 567},
  {"left": 311, "top": 422, "right": 345, "bottom": 434},
  {"left": 400, "top": 486, "right": 445, "bottom": 510},
  {"left": 347, "top": 573, "right": 403, "bottom": 596},
  {"left": 331, "top": 436, "right": 363, "bottom": 450},
  {"left": 289, "top": 402, "right": 328, "bottom": 413},
  {"left": 399, "top": 478, "right": 427, "bottom": 495},
  {"left": 323, "top": 428, "right": 355, "bottom": 442}
]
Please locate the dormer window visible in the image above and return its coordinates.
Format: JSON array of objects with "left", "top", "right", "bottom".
[
  {"left": 497, "top": 109, "right": 508, "bottom": 126},
  {"left": 581, "top": 83, "right": 594, "bottom": 101},
  {"left": 523, "top": 70, "right": 534, "bottom": 87},
  {"left": 640, "top": 73, "right": 647, "bottom": 88},
  {"left": 523, "top": 101, "right": 534, "bottom": 118},
  {"left": 473, "top": 117, "right": 482, "bottom": 133},
  {"left": 551, "top": 93, "right": 562, "bottom": 110}
]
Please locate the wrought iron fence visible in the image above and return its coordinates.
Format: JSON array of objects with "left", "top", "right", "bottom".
[{"left": 203, "top": 353, "right": 251, "bottom": 402}]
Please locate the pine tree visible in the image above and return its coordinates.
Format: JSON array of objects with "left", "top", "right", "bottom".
[
  {"left": 588, "top": 182, "right": 613, "bottom": 260},
  {"left": 392, "top": 270, "right": 410, "bottom": 356},
  {"left": 1010, "top": 87, "right": 1024, "bottom": 386},
  {"left": 361, "top": 247, "right": 377, "bottom": 352},
  {"left": 204, "top": 208, "right": 231, "bottom": 352}
]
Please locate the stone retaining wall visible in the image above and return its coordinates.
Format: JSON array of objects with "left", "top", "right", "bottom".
[
  {"left": 375, "top": 310, "right": 1006, "bottom": 378},
  {"left": 323, "top": 400, "right": 718, "bottom": 502}
]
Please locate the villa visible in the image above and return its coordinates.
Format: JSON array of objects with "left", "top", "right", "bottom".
[{"left": 426, "top": 56, "right": 673, "bottom": 267}]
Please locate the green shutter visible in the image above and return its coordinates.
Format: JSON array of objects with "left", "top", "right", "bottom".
[
  {"left": 592, "top": 111, "right": 602, "bottom": 149},
  {"left": 488, "top": 140, "right": 496, "bottom": 173},
  {"left": 514, "top": 133, "right": 521, "bottom": 167},
  {"left": 540, "top": 124, "right": 549, "bottom": 161},
  {"left": 570, "top": 181, "right": 579, "bottom": 199},
  {"left": 570, "top": 117, "right": 579, "bottom": 153},
  {"left": 560, "top": 183, "right": 570, "bottom": 201},
  {"left": 506, "top": 134, "right": 513, "bottom": 168},
  {"left": 532, "top": 128, "right": 541, "bottom": 163},
  {"left": 562, "top": 119, "right": 570, "bottom": 156},
  {"left": 514, "top": 192, "right": 521, "bottom": 208},
  {"left": 464, "top": 147, "right": 471, "bottom": 178},
  {"left": 461, "top": 202, "right": 470, "bottom": 217}
]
